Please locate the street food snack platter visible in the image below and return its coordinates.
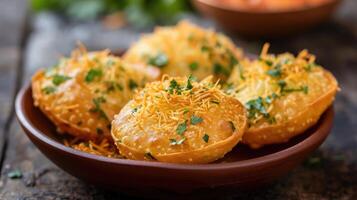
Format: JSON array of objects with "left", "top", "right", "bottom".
[{"left": 27, "top": 21, "right": 338, "bottom": 164}]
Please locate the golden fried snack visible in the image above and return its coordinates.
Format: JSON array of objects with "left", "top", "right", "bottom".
[
  {"left": 111, "top": 76, "right": 247, "bottom": 164},
  {"left": 32, "top": 48, "right": 159, "bottom": 140},
  {"left": 225, "top": 44, "right": 338, "bottom": 148},
  {"left": 124, "top": 20, "right": 243, "bottom": 81}
]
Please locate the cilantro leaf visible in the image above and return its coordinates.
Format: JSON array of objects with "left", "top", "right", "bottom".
[
  {"left": 128, "top": 79, "right": 138, "bottom": 90},
  {"left": 213, "top": 63, "right": 229, "bottom": 76},
  {"left": 245, "top": 97, "right": 269, "bottom": 120},
  {"left": 190, "top": 115, "right": 203, "bottom": 125},
  {"left": 52, "top": 74, "right": 71, "bottom": 86},
  {"left": 148, "top": 53, "right": 168, "bottom": 68},
  {"left": 189, "top": 62, "right": 199, "bottom": 71},
  {"left": 186, "top": 75, "right": 196, "bottom": 90},
  {"left": 89, "top": 96, "right": 108, "bottom": 120},
  {"left": 267, "top": 68, "right": 281, "bottom": 77},
  {"left": 42, "top": 86, "right": 56, "bottom": 94},
  {"left": 167, "top": 79, "right": 182, "bottom": 94},
  {"left": 202, "top": 134, "right": 209, "bottom": 143},
  {"left": 278, "top": 80, "right": 287, "bottom": 90},
  {"left": 259, "top": 58, "right": 273, "bottom": 66},
  {"left": 201, "top": 45, "right": 209, "bottom": 52},
  {"left": 176, "top": 121, "right": 187, "bottom": 135},
  {"left": 85, "top": 69, "right": 103, "bottom": 83}
]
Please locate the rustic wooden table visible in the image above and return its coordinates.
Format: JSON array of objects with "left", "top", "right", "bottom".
[{"left": 0, "top": 0, "right": 356, "bottom": 199}]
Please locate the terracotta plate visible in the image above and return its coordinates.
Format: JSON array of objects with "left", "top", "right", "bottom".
[{"left": 15, "top": 84, "right": 334, "bottom": 195}]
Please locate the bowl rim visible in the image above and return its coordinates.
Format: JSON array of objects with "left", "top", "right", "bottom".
[
  {"left": 194, "top": 0, "right": 342, "bottom": 14},
  {"left": 15, "top": 83, "right": 333, "bottom": 171}
]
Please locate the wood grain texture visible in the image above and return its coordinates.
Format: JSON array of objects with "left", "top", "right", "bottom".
[
  {"left": 0, "top": 0, "right": 357, "bottom": 199},
  {"left": 0, "top": 0, "right": 28, "bottom": 178}
]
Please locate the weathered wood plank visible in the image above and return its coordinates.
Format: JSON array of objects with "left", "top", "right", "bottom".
[
  {"left": 0, "top": 0, "right": 29, "bottom": 47},
  {"left": 0, "top": 0, "right": 28, "bottom": 174}
]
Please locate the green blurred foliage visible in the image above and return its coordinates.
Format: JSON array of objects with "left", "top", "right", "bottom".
[{"left": 31, "top": 0, "right": 193, "bottom": 27}]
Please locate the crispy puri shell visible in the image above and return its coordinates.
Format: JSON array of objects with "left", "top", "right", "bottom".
[
  {"left": 111, "top": 77, "right": 247, "bottom": 164},
  {"left": 243, "top": 71, "right": 338, "bottom": 148},
  {"left": 124, "top": 20, "right": 243, "bottom": 81},
  {"left": 226, "top": 50, "right": 338, "bottom": 148},
  {"left": 32, "top": 49, "right": 159, "bottom": 140}
]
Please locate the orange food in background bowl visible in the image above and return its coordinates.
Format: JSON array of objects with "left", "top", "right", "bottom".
[
  {"left": 218, "top": 0, "right": 333, "bottom": 11},
  {"left": 193, "top": 0, "right": 342, "bottom": 37}
]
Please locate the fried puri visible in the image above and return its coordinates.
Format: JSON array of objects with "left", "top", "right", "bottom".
[
  {"left": 225, "top": 44, "right": 338, "bottom": 148},
  {"left": 32, "top": 48, "right": 159, "bottom": 140},
  {"left": 123, "top": 20, "right": 243, "bottom": 81},
  {"left": 111, "top": 76, "right": 247, "bottom": 163}
]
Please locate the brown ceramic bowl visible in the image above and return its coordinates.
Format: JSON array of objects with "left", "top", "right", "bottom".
[
  {"left": 193, "top": 0, "right": 342, "bottom": 37},
  {"left": 15, "top": 84, "right": 334, "bottom": 195}
]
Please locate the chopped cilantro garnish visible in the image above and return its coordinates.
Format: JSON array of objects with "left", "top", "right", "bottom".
[
  {"left": 89, "top": 97, "right": 108, "bottom": 120},
  {"left": 85, "top": 69, "right": 103, "bottom": 83},
  {"left": 128, "top": 79, "right": 138, "bottom": 90},
  {"left": 229, "top": 121, "right": 236, "bottom": 132},
  {"left": 202, "top": 134, "right": 209, "bottom": 143},
  {"left": 190, "top": 115, "right": 203, "bottom": 125},
  {"left": 186, "top": 75, "right": 196, "bottom": 90},
  {"left": 278, "top": 80, "right": 287, "bottom": 91},
  {"left": 245, "top": 93, "right": 279, "bottom": 123},
  {"left": 189, "top": 62, "right": 199, "bottom": 71},
  {"left": 176, "top": 121, "right": 187, "bottom": 135},
  {"left": 167, "top": 79, "right": 182, "bottom": 94},
  {"left": 303, "top": 86, "right": 309, "bottom": 94},
  {"left": 52, "top": 74, "right": 71, "bottom": 86},
  {"left": 7, "top": 170, "right": 22, "bottom": 179},
  {"left": 170, "top": 137, "right": 186, "bottom": 145},
  {"left": 144, "top": 152, "right": 156, "bottom": 160},
  {"left": 183, "top": 108, "right": 189, "bottom": 114},
  {"left": 267, "top": 68, "right": 281, "bottom": 77},
  {"left": 267, "top": 62, "right": 282, "bottom": 78},
  {"left": 42, "top": 86, "right": 56, "bottom": 94},
  {"left": 201, "top": 45, "right": 209, "bottom": 52},
  {"left": 272, "top": 93, "right": 278, "bottom": 98},
  {"left": 227, "top": 49, "right": 238, "bottom": 68},
  {"left": 213, "top": 63, "right": 229, "bottom": 76},
  {"left": 148, "top": 53, "right": 168, "bottom": 68},
  {"left": 259, "top": 58, "right": 273, "bottom": 66},
  {"left": 265, "top": 96, "right": 273, "bottom": 104},
  {"left": 245, "top": 97, "right": 268, "bottom": 119}
]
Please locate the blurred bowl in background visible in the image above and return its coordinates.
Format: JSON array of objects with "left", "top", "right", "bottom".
[{"left": 193, "top": 0, "right": 342, "bottom": 37}]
